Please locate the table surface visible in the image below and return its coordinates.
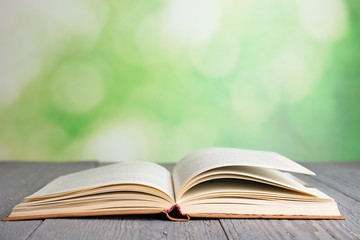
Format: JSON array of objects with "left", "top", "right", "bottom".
[{"left": 0, "top": 161, "right": 359, "bottom": 240}]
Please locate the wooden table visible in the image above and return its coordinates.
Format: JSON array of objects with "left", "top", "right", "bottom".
[{"left": 0, "top": 161, "right": 359, "bottom": 239}]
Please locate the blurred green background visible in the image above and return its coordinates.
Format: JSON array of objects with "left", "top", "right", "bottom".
[{"left": 0, "top": 0, "right": 359, "bottom": 162}]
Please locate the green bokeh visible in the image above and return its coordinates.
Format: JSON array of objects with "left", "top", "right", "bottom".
[{"left": 0, "top": 0, "right": 359, "bottom": 162}]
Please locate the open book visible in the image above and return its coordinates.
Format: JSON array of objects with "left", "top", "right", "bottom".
[{"left": 4, "top": 148, "right": 344, "bottom": 221}]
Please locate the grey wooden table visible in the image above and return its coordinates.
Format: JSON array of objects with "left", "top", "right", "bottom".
[{"left": 0, "top": 161, "right": 359, "bottom": 240}]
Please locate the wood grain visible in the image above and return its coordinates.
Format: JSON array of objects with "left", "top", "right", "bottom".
[
  {"left": 27, "top": 216, "right": 227, "bottom": 240},
  {"left": 0, "top": 161, "right": 96, "bottom": 240},
  {"left": 1, "top": 161, "right": 359, "bottom": 240},
  {"left": 303, "top": 162, "right": 360, "bottom": 201}
]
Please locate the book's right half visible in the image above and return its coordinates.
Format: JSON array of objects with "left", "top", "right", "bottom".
[{"left": 172, "top": 148, "right": 344, "bottom": 219}]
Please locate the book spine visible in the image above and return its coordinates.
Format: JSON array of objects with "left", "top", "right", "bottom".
[{"left": 163, "top": 204, "right": 190, "bottom": 221}]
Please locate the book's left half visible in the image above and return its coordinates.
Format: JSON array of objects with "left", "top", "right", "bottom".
[{"left": 4, "top": 162, "right": 175, "bottom": 220}]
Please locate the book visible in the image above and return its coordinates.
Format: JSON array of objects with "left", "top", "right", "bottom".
[{"left": 4, "top": 148, "right": 344, "bottom": 221}]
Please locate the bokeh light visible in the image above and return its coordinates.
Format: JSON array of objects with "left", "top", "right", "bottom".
[
  {"left": 0, "top": 0, "right": 359, "bottom": 162},
  {"left": 51, "top": 61, "right": 105, "bottom": 114}
]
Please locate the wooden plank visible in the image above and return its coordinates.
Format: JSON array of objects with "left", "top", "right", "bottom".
[
  {"left": 318, "top": 161, "right": 360, "bottom": 169},
  {"left": 296, "top": 165, "right": 360, "bottom": 238},
  {"left": 0, "top": 161, "right": 96, "bottom": 240},
  {"left": 0, "top": 221, "right": 41, "bottom": 240},
  {"left": 220, "top": 218, "right": 357, "bottom": 240},
  {"left": 160, "top": 163, "right": 175, "bottom": 172},
  {"left": 27, "top": 216, "right": 227, "bottom": 240},
  {"left": 302, "top": 162, "right": 360, "bottom": 202}
]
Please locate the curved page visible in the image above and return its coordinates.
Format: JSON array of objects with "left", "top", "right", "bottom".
[
  {"left": 173, "top": 148, "right": 315, "bottom": 196},
  {"left": 28, "top": 161, "right": 175, "bottom": 201}
]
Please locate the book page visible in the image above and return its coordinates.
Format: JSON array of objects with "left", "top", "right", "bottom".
[
  {"left": 28, "top": 161, "right": 175, "bottom": 201},
  {"left": 179, "top": 180, "right": 329, "bottom": 203},
  {"left": 172, "top": 148, "right": 315, "bottom": 196},
  {"left": 175, "top": 166, "right": 316, "bottom": 201}
]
